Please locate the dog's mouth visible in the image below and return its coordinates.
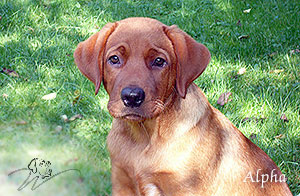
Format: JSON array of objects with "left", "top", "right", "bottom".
[
  {"left": 122, "top": 113, "right": 145, "bottom": 121},
  {"left": 107, "top": 98, "right": 163, "bottom": 121}
]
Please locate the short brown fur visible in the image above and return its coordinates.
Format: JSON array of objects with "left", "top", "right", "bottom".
[{"left": 74, "top": 17, "right": 292, "bottom": 196}]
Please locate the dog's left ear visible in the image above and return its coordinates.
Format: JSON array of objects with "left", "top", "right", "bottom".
[{"left": 164, "top": 25, "right": 211, "bottom": 98}]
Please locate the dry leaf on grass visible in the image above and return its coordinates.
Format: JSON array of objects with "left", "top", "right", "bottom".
[
  {"left": 275, "top": 134, "right": 285, "bottom": 139},
  {"left": 61, "top": 114, "right": 82, "bottom": 122},
  {"left": 280, "top": 113, "right": 289, "bottom": 122},
  {"left": 61, "top": 114, "right": 68, "bottom": 122},
  {"left": 237, "top": 68, "right": 246, "bottom": 75},
  {"left": 73, "top": 95, "right": 80, "bottom": 105},
  {"left": 2, "top": 68, "right": 19, "bottom": 77},
  {"left": 238, "top": 35, "right": 249, "bottom": 40},
  {"left": 290, "top": 49, "right": 300, "bottom": 54},
  {"left": 73, "top": 90, "right": 81, "bottom": 105},
  {"left": 27, "top": 26, "right": 34, "bottom": 32},
  {"left": 42, "top": 92, "right": 57, "bottom": 100},
  {"left": 231, "top": 68, "right": 246, "bottom": 79},
  {"left": 217, "top": 92, "right": 232, "bottom": 106},
  {"left": 16, "top": 120, "right": 27, "bottom": 125},
  {"left": 270, "top": 69, "right": 284, "bottom": 74},
  {"left": 243, "top": 8, "right": 252, "bottom": 13},
  {"left": 69, "top": 114, "right": 82, "bottom": 121}
]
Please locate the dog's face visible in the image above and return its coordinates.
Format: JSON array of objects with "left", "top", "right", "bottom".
[
  {"left": 74, "top": 17, "right": 210, "bottom": 121},
  {"left": 103, "top": 19, "right": 177, "bottom": 121},
  {"left": 28, "top": 158, "right": 52, "bottom": 179}
]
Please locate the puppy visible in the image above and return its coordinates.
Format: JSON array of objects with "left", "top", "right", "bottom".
[
  {"left": 28, "top": 158, "right": 52, "bottom": 179},
  {"left": 74, "top": 17, "right": 292, "bottom": 196}
]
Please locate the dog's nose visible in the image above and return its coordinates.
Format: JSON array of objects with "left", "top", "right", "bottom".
[{"left": 121, "top": 87, "right": 145, "bottom": 108}]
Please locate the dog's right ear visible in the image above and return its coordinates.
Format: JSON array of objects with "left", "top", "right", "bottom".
[{"left": 74, "top": 23, "right": 117, "bottom": 95}]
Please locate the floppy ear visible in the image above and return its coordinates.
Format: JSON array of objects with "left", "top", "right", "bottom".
[
  {"left": 74, "top": 23, "right": 117, "bottom": 95},
  {"left": 28, "top": 158, "right": 38, "bottom": 173},
  {"left": 164, "top": 25, "right": 211, "bottom": 98}
]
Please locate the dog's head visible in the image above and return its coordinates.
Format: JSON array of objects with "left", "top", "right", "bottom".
[
  {"left": 28, "top": 158, "right": 52, "bottom": 179},
  {"left": 74, "top": 17, "right": 210, "bottom": 121}
]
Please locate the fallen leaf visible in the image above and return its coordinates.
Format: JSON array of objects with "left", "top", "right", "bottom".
[
  {"left": 238, "top": 35, "right": 249, "bottom": 40},
  {"left": 16, "top": 120, "right": 27, "bottom": 125},
  {"left": 290, "top": 49, "right": 300, "bottom": 54},
  {"left": 280, "top": 113, "right": 289, "bottom": 122},
  {"left": 2, "top": 68, "right": 19, "bottom": 77},
  {"left": 73, "top": 94, "right": 80, "bottom": 105},
  {"left": 27, "top": 27, "right": 34, "bottom": 32},
  {"left": 270, "top": 69, "right": 284, "bottom": 74},
  {"left": 69, "top": 114, "right": 82, "bottom": 121},
  {"left": 275, "top": 134, "right": 285, "bottom": 139},
  {"left": 61, "top": 114, "right": 68, "bottom": 122},
  {"left": 243, "top": 8, "right": 252, "bottom": 13},
  {"left": 250, "top": 133, "right": 257, "bottom": 140},
  {"left": 2, "top": 93, "right": 8, "bottom": 98},
  {"left": 73, "top": 90, "right": 81, "bottom": 104},
  {"left": 217, "top": 92, "right": 232, "bottom": 106},
  {"left": 0, "top": 16, "right": 2, "bottom": 20},
  {"left": 237, "top": 68, "right": 246, "bottom": 75},
  {"left": 236, "top": 19, "right": 241, "bottom": 26},
  {"left": 42, "top": 92, "right": 57, "bottom": 100}
]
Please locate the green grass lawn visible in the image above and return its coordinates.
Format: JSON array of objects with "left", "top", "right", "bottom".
[{"left": 0, "top": 0, "right": 299, "bottom": 195}]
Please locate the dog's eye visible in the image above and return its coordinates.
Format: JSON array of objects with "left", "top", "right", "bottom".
[
  {"left": 108, "top": 55, "right": 120, "bottom": 65},
  {"left": 152, "top": 57, "right": 167, "bottom": 67}
]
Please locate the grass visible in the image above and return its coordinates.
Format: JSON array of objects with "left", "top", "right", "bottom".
[{"left": 0, "top": 0, "right": 299, "bottom": 195}]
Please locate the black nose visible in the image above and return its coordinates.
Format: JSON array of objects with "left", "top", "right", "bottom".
[{"left": 121, "top": 87, "right": 145, "bottom": 108}]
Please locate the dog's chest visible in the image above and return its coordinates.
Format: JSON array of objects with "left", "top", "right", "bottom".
[
  {"left": 125, "top": 146, "right": 193, "bottom": 195},
  {"left": 108, "top": 128, "right": 203, "bottom": 195}
]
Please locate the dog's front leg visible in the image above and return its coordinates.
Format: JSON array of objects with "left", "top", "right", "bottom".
[{"left": 111, "top": 164, "right": 136, "bottom": 196}]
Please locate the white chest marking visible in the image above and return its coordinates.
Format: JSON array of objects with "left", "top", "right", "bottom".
[{"left": 144, "top": 183, "right": 161, "bottom": 196}]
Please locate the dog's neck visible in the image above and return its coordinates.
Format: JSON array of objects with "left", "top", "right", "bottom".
[{"left": 123, "top": 83, "right": 211, "bottom": 145}]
